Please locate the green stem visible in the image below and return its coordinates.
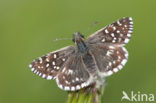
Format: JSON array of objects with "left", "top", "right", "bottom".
[{"left": 67, "top": 86, "right": 104, "bottom": 103}]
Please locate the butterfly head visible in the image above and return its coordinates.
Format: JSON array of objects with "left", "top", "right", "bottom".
[
  {"left": 73, "top": 32, "right": 87, "bottom": 53},
  {"left": 72, "top": 32, "right": 85, "bottom": 43}
]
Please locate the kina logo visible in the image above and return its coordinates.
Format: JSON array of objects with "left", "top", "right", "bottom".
[{"left": 121, "top": 91, "right": 155, "bottom": 102}]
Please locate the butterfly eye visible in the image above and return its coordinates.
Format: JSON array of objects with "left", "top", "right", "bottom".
[
  {"left": 72, "top": 32, "right": 84, "bottom": 42},
  {"left": 80, "top": 34, "right": 84, "bottom": 39},
  {"left": 72, "top": 38, "right": 75, "bottom": 42}
]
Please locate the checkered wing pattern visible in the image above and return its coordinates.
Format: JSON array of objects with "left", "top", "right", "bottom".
[
  {"left": 29, "top": 46, "right": 75, "bottom": 80},
  {"left": 56, "top": 55, "right": 93, "bottom": 91},
  {"left": 87, "top": 17, "right": 133, "bottom": 45},
  {"left": 90, "top": 43, "right": 128, "bottom": 76}
]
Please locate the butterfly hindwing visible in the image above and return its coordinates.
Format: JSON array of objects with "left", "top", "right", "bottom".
[
  {"left": 90, "top": 43, "right": 128, "bottom": 76},
  {"left": 56, "top": 55, "right": 93, "bottom": 91}
]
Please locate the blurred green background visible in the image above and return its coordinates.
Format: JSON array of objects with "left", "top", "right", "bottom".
[{"left": 0, "top": 0, "right": 156, "bottom": 103}]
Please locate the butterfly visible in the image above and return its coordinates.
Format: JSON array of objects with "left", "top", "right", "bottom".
[{"left": 29, "top": 17, "right": 133, "bottom": 91}]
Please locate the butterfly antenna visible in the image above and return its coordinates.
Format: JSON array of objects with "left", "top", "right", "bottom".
[
  {"left": 53, "top": 38, "right": 72, "bottom": 42},
  {"left": 83, "top": 21, "right": 99, "bottom": 35}
]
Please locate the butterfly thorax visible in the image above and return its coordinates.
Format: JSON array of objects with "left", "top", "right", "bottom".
[{"left": 73, "top": 32, "right": 88, "bottom": 53}]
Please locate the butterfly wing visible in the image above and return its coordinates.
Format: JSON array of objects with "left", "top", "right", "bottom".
[
  {"left": 87, "top": 17, "right": 133, "bottom": 45},
  {"left": 90, "top": 43, "right": 128, "bottom": 77},
  {"left": 29, "top": 46, "right": 75, "bottom": 80},
  {"left": 56, "top": 54, "right": 94, "bottom": 91}
]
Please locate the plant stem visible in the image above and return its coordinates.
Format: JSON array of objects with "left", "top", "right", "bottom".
[{"left": 67, "top": 86, "right": 104, "bottom": 103}]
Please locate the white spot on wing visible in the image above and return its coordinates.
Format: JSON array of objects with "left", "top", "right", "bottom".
[
  {"left": 120, "top": 34, "right": 123, "bottom": 37},
  {"left": 117, "top": 21, "right": 122, "bottom": 26},
  {"left": 122, "top": 47, "right": 128, "bottom": 58},
  {"left": 113, "top": 68, "right": 118, "bottom": 72},
  {"left": 117, "top": 30, "right": 120, "bottom": 33},
  {"left": 36, "top": 71, "right": 39, "bottom": 75},
  {"left": 54, "top": 66, "right": 57, "bottom": 69},
  {"left": 72, "top": 80, "right": 75, "bottom": 83},
  {"left": 56, "top": 67, "right": 60, "bottom": 70},
  {"left": 62, "top": 58, "right": 65, "bottom": 61},
  {"left": 64, "top": 86, "right": 70, "bottom": 90},
  {"left": 54, "top": 54, "right": 57, "bottom": 58},
  {"left": 125, "top": 53, "right": 128, "bottom": 58},
  {"left": 129, "top": 22, "right": 133, "bottom": 24},
  {"left": 118, "top": 65, "right": 123, "bottom": 70},
  {"left": 34, "top": 70, "right": 37, "bottom": 73},
  {"left": 68, "top": 69, "right": 73, "bottom": 74},
  {"left": 39, "top": 73, "right": 42, "bottom": 76},
  {"left": 58, "top": 84, "right": 63, "bottom": 89},
  {"left": 129, "top": 25, "right": 133, "bottom": 27},
  {"left": 31, "top": 68, "right": 35, "bottom": 71},
  {"left": 129, "top": 17, "right": 132, "bottom": 21},
  {"left": 109, "top": 62, "right": 112, "bottom": 66},
  {"left": 109, "top": 46, "right": 115, "bottom": 49},
  {"left": 76, "top": 77, "right": 79, "bottom": 81},
  {"left": 81, "top": 83, "right": 87, "bottom": 88},
  {"left": 111, "top": 33, "right": 115, "bottom": 37},
  {"left": 62, "top": 67, "right": 66, "bottom": 72},
  {"left": 52, "top": 61, "right": 55, "bottom": 65},
  {"left": 128, "top": 30, "right": 132, "bottom": 33},
  {"left": 39, "top": 57, "right": 42, "bottom": 64},
  {"left": 46, "top": 63, "right": 49, "bottom": 67},
  {"left": 46, "top": 58, "right": 50, "bottom": 62},
  {"left": 29, "top": 64, "right": 32, "bottom": 68},
  {"left": 124, "top": 38, "right": 129, "bottom": 43},
  {"left": 127, "top": 34, "right": 131, "bottom": 37},
  {"left": 112, "top": 39, "right": 116, "bottom": 43},
  {"left": 101, "top": 38, "right": 105, "bottom": 42},
  {"left": 113, "top": 26, "right": 116, "bottom": 31},
  {"left": 121, "top": 59, "right": 127, "bottom": 66},
  {"left": 76, "top": 85, "right": 81, "bottom": 90},
  {"left": 113, "top": 61, "right": 116, "bottom": 64},
  {"left": 42, "top": 74, "right": 46, "bottom": 78},
  {"left": 71, "top": 87, "right": 75, "bottom": 91},
  {"left": 105, "top": 29, "right": 109, "bottom": 33},
  {"left": 47, "top": 76, "right": 53, "bottom": 80},
  {"left": 65, "top": 80, "right": 69, "bottom": 84},
  {"left": 106, "top": 51, "right": 111, "bottom": 56}
]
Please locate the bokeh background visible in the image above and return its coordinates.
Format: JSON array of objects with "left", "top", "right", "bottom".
[{"left": 0, "top": 0, "right": 156, "bottom": 103}]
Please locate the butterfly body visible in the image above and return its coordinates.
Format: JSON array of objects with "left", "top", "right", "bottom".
[
  {"left": 73, "top": 32, "right": 88, "bottom": 54},
  {"left": 29, "top": 17, "right": 133, "bottom": 91}
]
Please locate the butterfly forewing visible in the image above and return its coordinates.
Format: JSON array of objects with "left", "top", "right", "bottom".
[
  {"left": 29, "top": 46, "right": 75, "bottom": 80},
  {"left": 87, "top": 17, "right": 133, "bottom": 45}
]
